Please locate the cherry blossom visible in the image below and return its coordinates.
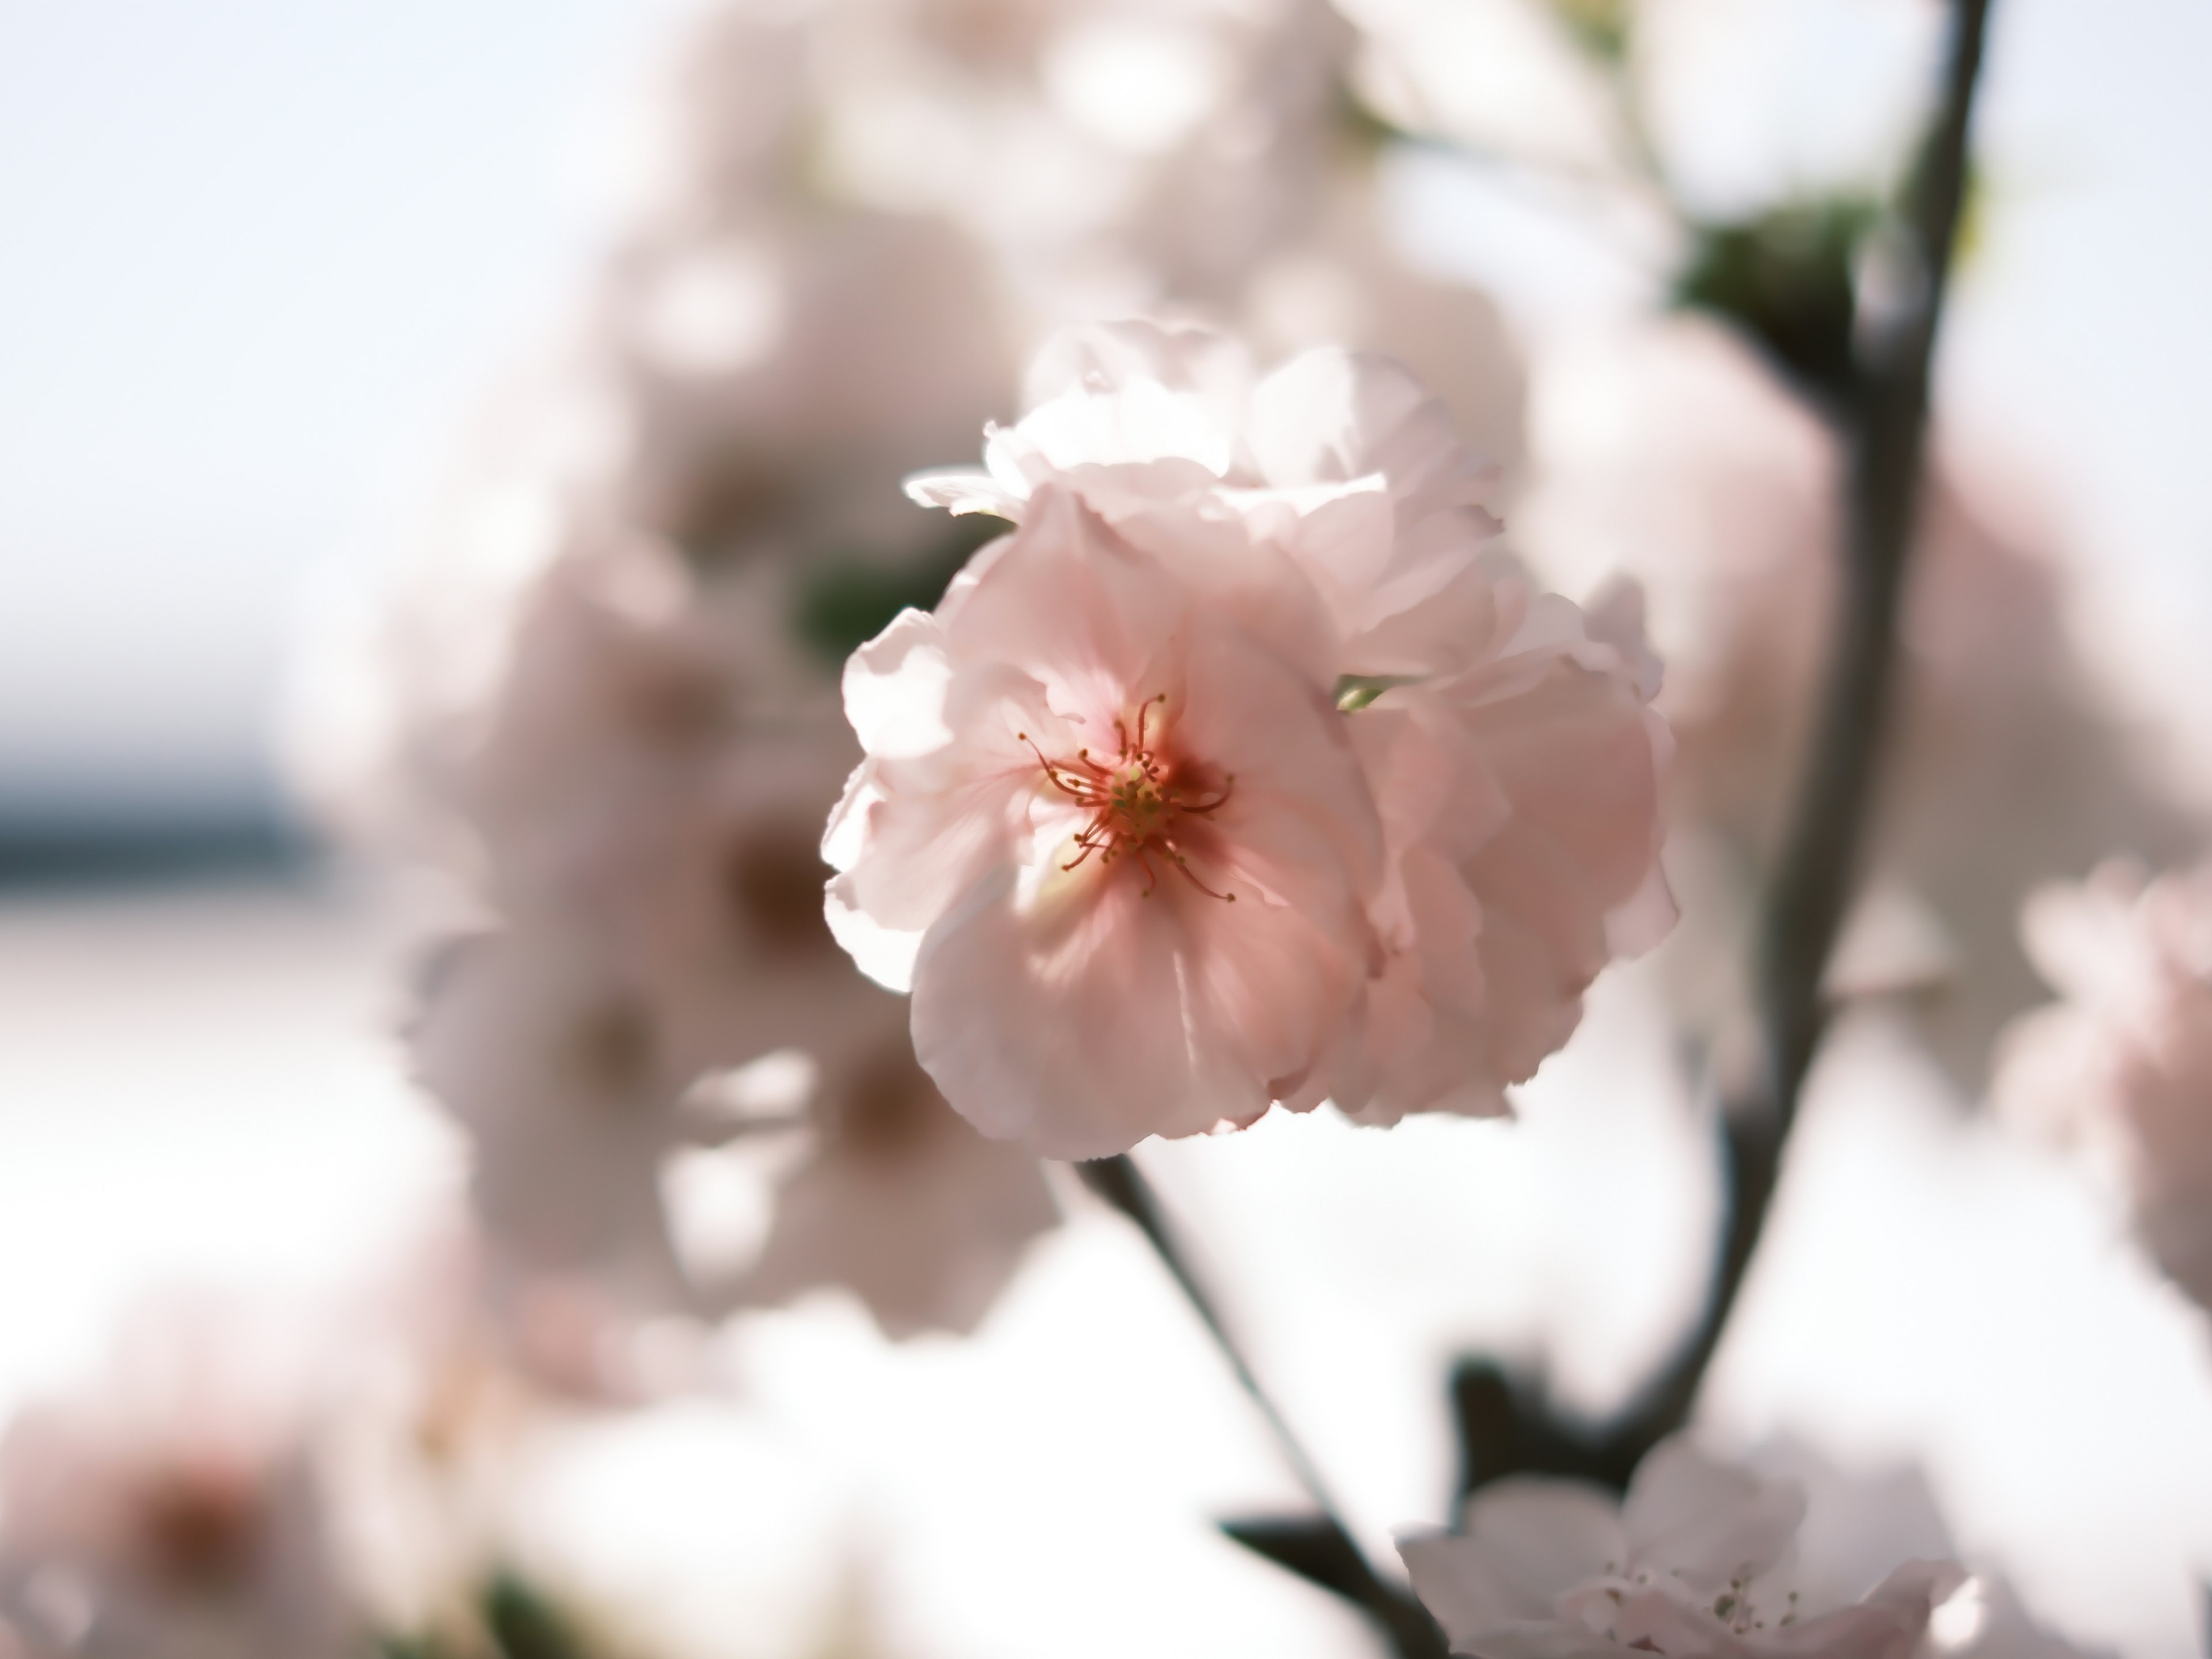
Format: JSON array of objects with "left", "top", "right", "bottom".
[
  {"left": 827, "top": 477, "right": 1384, "bottom": 1157},
  {"left": 0, "top": 1301, "right": 357, "bottom": 1659},
  {"left": 1397, "top": 1438, "right": 1964, "bottom": 1659},
  {"left": 1993, "top": 857, "right": 2212, "bottom": 1313},
  {"left": 834, "top": 322, "right": 1669, "bottom": 1151}
]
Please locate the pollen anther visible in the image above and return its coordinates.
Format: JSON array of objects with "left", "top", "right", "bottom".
[{"left": 1024, "top": 697, "right": 1234, "bottom": 900}]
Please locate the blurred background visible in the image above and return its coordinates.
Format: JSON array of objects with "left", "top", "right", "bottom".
[{"left": 3, "top": 1, "right": 2211, "bottom": 1656}]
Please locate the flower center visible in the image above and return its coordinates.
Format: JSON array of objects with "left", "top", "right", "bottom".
[{"left": 1021, "top": 695, "right": 1236, "bottom": 901}]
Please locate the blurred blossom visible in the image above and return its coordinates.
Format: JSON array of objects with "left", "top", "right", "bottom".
[
  {"left": 1994, "top": 858, "right": 2212, "bottom": 1317},
  {"left": 411, "top": 931, "right": 699, "bottom": 1325},
  {"left": 0, "top": 1300, "right": 355, "bottom": 1659},
  {"left": 807, "top": 0, "right": 1361, "bottom": 320},
  {"left": 385, "top": 534, "right": 1056, "bottom": 1339},
  {"left": 1512, "top": 313, "right": 1836, "bottom": 855},
  {"left": 313, "top": 1245, "right": 541, "bottom": 1650},
  {"left": 830, "top": 320, "right": 1668, "bottom": 1153},
  {"left": 1733, "top": 1446, "right": 2113, "bottom": 1659},
  {"left": 1872, "top": 471, "right": 2207, "bottom": 1085},
  {"left": 1397, "top": 1437, "right": 1963, "bottom": 1658},
  {"left": 304, "top": 0, "right": 1536, "bottom": 1344},
  {"left": 1506, "top": 309, "right": 1839, "bottom": 1079},
  {"left": 1342, "top": 0, "right": 1637, "bottom": 180},
  {"left": 410, "top": 880, "right": 1055, "bottom": 1343},
  {"left": 1505, "top": 300, "right": 2207, "bottom": 1088}
]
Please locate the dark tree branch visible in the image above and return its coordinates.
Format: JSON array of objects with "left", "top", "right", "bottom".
[
  {"left": 1456, "top": 0, "right": 1998, "bottom": 1493},
  {"left": 1077, "top": 1155, "right": 1447, "bottom": 1659}
]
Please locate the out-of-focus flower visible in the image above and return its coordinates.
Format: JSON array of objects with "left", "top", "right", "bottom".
[
  {"left": 1340, "top": 0, "right": 1637, "bottom": 179},
  {"left": 397, "top": 537, "right": 1056, "bottom": 1340},
  {"left": 732, "top": 1046, "right": 1059, "bottom": 1338},
  {"left": 1865, "top": 471, "right": 2208, "bottom": 1084},
  {"left": 411, "top": 909, "right": 1055, "bottom": 1345},
  {"left": 1993, "top": 857, "right": 2212, "bottom": 1314},
  {"left": 305, "top": 0, "right": 1525, "bottom": 1338},
  {"left": 831, "top": 321, "right": 1668, "bottom": 1153},
  {"left": 312, "top": 1241, "right": 545, "bottom": 1653},
  {"left": 1510, "top": 312, "right": 2208, "bottom": 1090},
  {"left": 1397, "top": 1437, "right": 1963, "bottom": 1659},
  {"left": 1513, "top": 314, "right": 1836, "bottom": 857},
  {"left": 412, "top": 930, "right": 696, "bottom": 1320},
  {"left": 0, "top": 1301, "right": 357, "bottom": 1659},
  {"left": 808, "top": 0, "right": 1361, "bottom": 321}
]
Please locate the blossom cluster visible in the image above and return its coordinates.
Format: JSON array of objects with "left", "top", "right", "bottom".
[
  {"left": 826, "top": 320, "right": 1672, "bottom": 1156},
  {"left": 249, "top": 0, "right": 2212, "bottom": 1650},
  {"left": 306, "top": 0, "right": 1521, "bottom": 1344}
]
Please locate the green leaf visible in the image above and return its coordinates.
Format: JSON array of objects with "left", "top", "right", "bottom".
[
  {"left": 791, "top": 517, "right": 1005, "bottom": 666},
  {"left": 482, "top": 1571, "right": 595, "bottom": 1659},
  {"left": 1335, "top": 675, "right": 1417, "bottom": 713},
  {"left": 1675, "top": 198, "right": 1878, "bottom": 404},
  {"left": 1550, "top": 0, "right": 1630, "bottom": 60}
]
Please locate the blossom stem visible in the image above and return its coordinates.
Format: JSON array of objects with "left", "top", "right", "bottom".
[
  {"left": 1622, "top": 0, "right": 1997, "bottom": 1452},
  {"left": 1078, "top": 1154, "right": 1446, "bottom": 1659}
]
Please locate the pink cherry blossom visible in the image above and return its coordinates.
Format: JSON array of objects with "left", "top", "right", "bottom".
[
  {"left": 388, "top": 526, "right": 1058, "bottom": 1343},
  {"left": 1305, "top": 569, "right": 1674, "bottom": 1124},
  {"left": 1993, "top": 857, "right": 2212, "bottom": 1313},
  {"left": 1397, "top": 1438, "right": 1965, "bottom": 1659},
  {"left": 833, "top": 321, "right": 1671, "bottom": 1153},
  {"left": 0, "top": 1300, "right": 357, "bottom": 1659},
  {"left": 828, "top": 478, "right": 1383, "bottom": 1158},
  {"left": 907, "top": 318, "right": 1506, "bottom": 676}
]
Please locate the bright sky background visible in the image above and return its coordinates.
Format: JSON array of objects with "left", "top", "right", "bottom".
[
  {"left": 0, "top": 0, "right": 692, "bottom": 822},
  {"left": 0, "top": 0, "right": 2207, "bottom": 824}
]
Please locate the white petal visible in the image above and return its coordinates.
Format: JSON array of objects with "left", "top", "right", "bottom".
[
  {"left": 904, "top": 468, "right": 1028, "bottom": 519},
  {"left": 825, "top": 876, "right": 923, "bottom": 993},
  {"left": 1622, "top": 1438, "right": 1802, "bottom": 1591},
  {"left": 842, "top": 608, "right": 955, "bottom": 759}
]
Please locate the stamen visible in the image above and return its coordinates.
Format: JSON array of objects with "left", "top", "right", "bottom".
[{"left": 1024, "top": 699, "right": 1236, "bottom": 902}]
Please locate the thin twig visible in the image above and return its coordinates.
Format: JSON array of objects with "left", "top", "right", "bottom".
[
  {"left": 1607, "top": 0, "right": 1998, "bottom": 1457},
  {"left": 1077, "top": 1154, "right": 1446, "bottom": 1659}
]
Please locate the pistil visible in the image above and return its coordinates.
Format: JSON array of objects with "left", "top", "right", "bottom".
[{"left": 1020, "top": 695, "right": 1236, "bottom": 900}]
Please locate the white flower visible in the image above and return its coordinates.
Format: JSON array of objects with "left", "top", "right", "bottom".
[
  {"left": 834, "top": 321, "right": 1669, "bottom": 1152},
  {"left": 1512, "top": 315, "right": 1838, "bottom": 855},
  {"left": 1993, "top": 856, "right": 2212, "bottom": 1314},
  {"left": 827, "top": 479, "right": 1386, "bottom": 1157},
  {"left": 1397, "top": 1438, "right": 1964, "bottom": 1659},
  {"left": 0, "top": 1300, "right": 358, "bottom": 1659},
  {"left": 808, "top": 0, "right": 1363, "bottom": 322},
  {"left": 392, "top": 517, "right": 1056, "bottom": 1342},
  {"left": 1305, "top": 574, "right": 1675, "bottom": 1124}
]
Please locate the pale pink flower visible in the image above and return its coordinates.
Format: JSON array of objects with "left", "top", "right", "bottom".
[
  {"left": 0, "top": 1301, "right": 357, "bottom": 1659},
  {"left": 397, "top": 528, "right": 1057, "bottom": 1342},
  {"left": 807, "top": 0, "right": 1362, "bottom": 323},
  {"left": 907, "top": 319, "right": 1507, "bottom": 675},
  {"left": 1305, "top": 575, "right": 1674, "bottom": 1124},
  {"left": 1398, "top": 1438, "right": 1964, "bottom": 1659},
  {"left": 834, "top": 321, "right": 1670, "bottom": 1152},
  {"left": 410, "top": 930, "right": 696, "bottom": 1319},
  {"left": 827, "top": 480, "right": 1384, "bottom": 1158},
  {"left": 412, "top": 918, "right": 1056, "bottom": 1343},
  {"left": 1993, "top": 857, "right": 2212, "bottom": 1313},
  {"left": 312, "top": 1240, "right": 543, "bottom": 1646},
  {"left": 1512, "top": 315, "right": 1838, "bottom": 856},
  {"left": 733, "top": 1054, "right": 1059, "bottom": 1339}
]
